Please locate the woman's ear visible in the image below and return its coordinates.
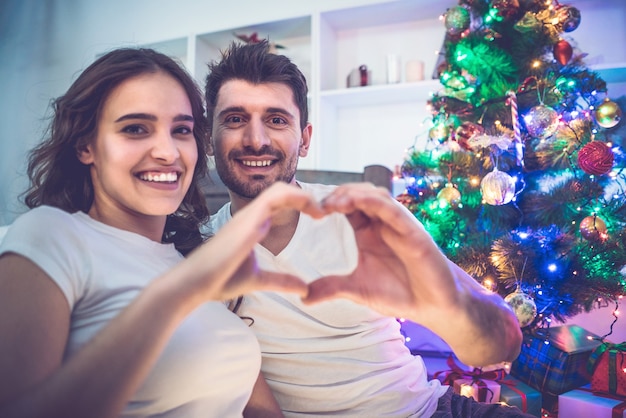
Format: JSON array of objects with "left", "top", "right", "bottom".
[{"left": 77, "top": 144, "right": 94, "bottom": 165}]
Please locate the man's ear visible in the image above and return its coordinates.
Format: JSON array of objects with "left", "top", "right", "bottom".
[
  {"left": 299, "top": 124, "right": 312, "bottom": 157},
  {"left": 77, "top": 144, "right": 94, "bottom": 165}
]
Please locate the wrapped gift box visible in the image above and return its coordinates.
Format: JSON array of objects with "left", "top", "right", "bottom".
[
  {"left": 510, "top": 325, "right": 602, "bottom": 395},
  {"left": 558, "top": 386, "right": 626, "bottom": 418},
  {"left": 453, "top": 377, "right": 501, "bottom": 404},
  {"left": 499, "top": 376, "right": 542, "bottom": 417},
  {"left": 588, "top": 342, "right": 626, "bottom": 397}
]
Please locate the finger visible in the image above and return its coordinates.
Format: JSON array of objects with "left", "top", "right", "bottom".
[
  {"left": 254, "top": 271, "right": 308, "bottom": 297},
  {"left": 322, "top": 183, "right": 423, "bottom": 237},
  {"left": 210, "top": 183, "right": 323, "bottom": 271},
  {"left": 300, "top": 275, "right": 357, "bottom": 305}
]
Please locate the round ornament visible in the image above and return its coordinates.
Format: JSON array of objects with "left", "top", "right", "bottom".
[
  {"left": 455, "top": 121, "right": 485, "bottom": 151},
  {"left": 577, "top": 141, "right": 614, "bottom": 176},
  {"left": 557, "top": 5, "right": 581, "bottom": 32},
  {"left": 580, "top": 215, "right": 608, "bottom": 242},
  {"left": 445, "top": 6, "right": 471, "bottom": 36},
  {"left": 480, "top": 169, "right": 516, "bottom": 206},
  {"left": 429, "top": 123, "right": 451, "bottom": 143},
  {"left": 489, "top": 0, "right": 520, "bottom": 21},
  {"left": 594, "top": 98, "right": 622, "bottom": 129},
  {"left": 437, "top": 183, "right": 462, "bottom": 208},
  {"left": 553, "top": 39, "right": 573, "bottom": 65},
  {"left": 524, "top": 105, "right": 560, "bottom": 139},
  {"left": 504, "top": 290, "right": 537, "bottom": 328}
]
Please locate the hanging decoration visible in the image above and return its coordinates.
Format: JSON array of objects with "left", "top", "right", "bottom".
[
  {"left": 523, "top": 105, "right": 560, "bottom": 139},
  {"left": 577, "top": 141, "right": 615, "bottom": 176},
  {"left": 504, "top": 289, "right": 537, "bottom": 328},
  {"left": 594, "top": 98, "right": 623, "bottom": 129},
  {"left": 480, "top": 168, "right": 516, "bottom": 206},
  {"left": 553, "top": 39, "right": 573, "bottom": 65},
  {"left": 579, "top": 215, "right": 609, "bottom": 242}
]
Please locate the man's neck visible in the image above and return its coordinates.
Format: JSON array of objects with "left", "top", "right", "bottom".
[{"left": 228, "top": 188, "right": 300, "bottom": 256}]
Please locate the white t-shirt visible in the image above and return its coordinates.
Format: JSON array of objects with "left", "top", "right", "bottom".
[
  {"left": 206, "top": 182, "right": 447, "bottom": 418},
  {"left": 0, "top": 206, "right": 260, "bottom": 418}
]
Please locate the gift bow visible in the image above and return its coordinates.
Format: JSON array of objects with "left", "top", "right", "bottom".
[
  {"left": 587, "top": 342, "right": 626, "bottom": 374},
  {"left": 433, "top": 354, "right": 507, "bottom": 385},
  {"left": 433, "top": 355, "right": 507, "bottom": 403}
]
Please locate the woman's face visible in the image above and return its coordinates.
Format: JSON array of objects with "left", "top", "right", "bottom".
[{"left": 78, "top": 71, "right": 198, "bottom": 226}]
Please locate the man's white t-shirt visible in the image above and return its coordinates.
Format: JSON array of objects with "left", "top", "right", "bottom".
[
  {"left": 206, "top": 182, "right": 447, "bottom": 417},
  {"left": 0, "top": 206, "right": 261, "bottom": 417}
]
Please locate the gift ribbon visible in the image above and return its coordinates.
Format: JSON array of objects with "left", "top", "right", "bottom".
[
  {"left": 433, "top": 355, "right": 506, "bottom": 403},
  {"left": 499, "top": 379, "right": 528, "bottom": 413},
  {"left": 579, "top": 387, "right": 626, "bottom": 418},
  {"left": 587, "top": 342, "right": 626, "bottom": 395}
]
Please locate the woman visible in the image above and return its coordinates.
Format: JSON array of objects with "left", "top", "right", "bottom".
[{"left": 0, "top": 48, "right": 323, "bottom": 417}]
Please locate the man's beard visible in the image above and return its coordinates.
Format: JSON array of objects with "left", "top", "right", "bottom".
[{"left": 214, "top": 147, "right": 298, "bottom": 199}]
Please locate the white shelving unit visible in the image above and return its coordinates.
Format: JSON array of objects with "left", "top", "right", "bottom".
[{"left": 141, "top": 0, "right": 626, "bottom": 174}]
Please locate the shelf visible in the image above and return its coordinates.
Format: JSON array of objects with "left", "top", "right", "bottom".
[
  {"left": 319, "top": 79, "right": 440, "bottom": 107},
  {"left": 194, "top": 15, "right": 312, "bottom": 84},
  {"left": 592, "top": 63, "right": 626, "bottom": 84}
]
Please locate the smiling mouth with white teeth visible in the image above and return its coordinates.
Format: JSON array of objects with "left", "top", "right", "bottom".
[
  {"left": 138, "top": 172, "right": 179, "bottom": 183},
  {"left": 241, "top": 160, "right": 274, "bottom": 167}
]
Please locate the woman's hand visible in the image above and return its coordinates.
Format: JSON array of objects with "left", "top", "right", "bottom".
[{"left": 177, "top": 182, "right": 325, "bottom": 304}]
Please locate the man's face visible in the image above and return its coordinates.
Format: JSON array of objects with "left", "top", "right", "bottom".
[{"left": 209, "top": 79, "right": 311, "bottom": 200}]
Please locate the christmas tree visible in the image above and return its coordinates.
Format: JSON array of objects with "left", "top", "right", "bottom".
[{"left": 399, "top": 0, "right": 626, "bottom": 331}]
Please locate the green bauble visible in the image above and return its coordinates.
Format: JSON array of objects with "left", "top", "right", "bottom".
[{"left": 445, "top": 6, "right": 471, "bottom": 36}]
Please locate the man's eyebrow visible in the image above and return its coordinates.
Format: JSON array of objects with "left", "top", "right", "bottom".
[
  {"left": 267, "top": 107, "right": 295, "bottom": 120},
  {"left": 216, "top": 106, "right": 246, "bottom": 120},
  {"left": 114, "top": 113, "right": 194, "bottom": 122}
]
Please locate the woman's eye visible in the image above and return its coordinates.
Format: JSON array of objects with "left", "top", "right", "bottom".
[
  {"left": 122, "top": 124, "right": 147, "bottom": 135},
  {"left": 174, "top": 125, "right": 193, "bottom": 135}
]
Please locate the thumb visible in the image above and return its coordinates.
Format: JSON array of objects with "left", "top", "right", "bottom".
[
  {"left": 255, "top": 271, "right": 309, "bottom": 297},
  {"left": 301, "top": 275, "right": 356, "bottom": 305}
]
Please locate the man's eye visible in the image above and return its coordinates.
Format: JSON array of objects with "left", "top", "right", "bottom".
[
  {"left": 225, "top": 115, "right": 243, "bottom": 124},
  {"left": 270, "top": 117, "right": 286, "bottom": 125}
]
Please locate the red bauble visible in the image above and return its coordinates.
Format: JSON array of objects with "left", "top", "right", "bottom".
[
  {"left": 577, "top": 141, "right": 614, "bottom": 176},
  {"left": 553, "top": 39, "right": 573, "bottom": 65}
]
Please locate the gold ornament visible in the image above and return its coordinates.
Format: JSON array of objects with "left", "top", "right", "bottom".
[
  {"left": 429, "top": 123, "right": 450, "bottom": 143},
  {"left": 480, "top": 169, "right": 516, "bottom": 206},
  {"left": 579, "top": 215, "right": 608, "bottom": 242},
  {"left": 594, "top": 98, "right": 622, "bottom": 129},
  {"left": 437, "top": 183, "right": 462, "bottom": 208}
]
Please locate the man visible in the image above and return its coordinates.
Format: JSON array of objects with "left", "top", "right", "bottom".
[{"left": 203, "top": 40, "right": 529, "bottom": 417}]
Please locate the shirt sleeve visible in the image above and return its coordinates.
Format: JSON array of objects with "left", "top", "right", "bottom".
[{"left": 0, "top": 207, "right": 88, "bottom": 309}]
